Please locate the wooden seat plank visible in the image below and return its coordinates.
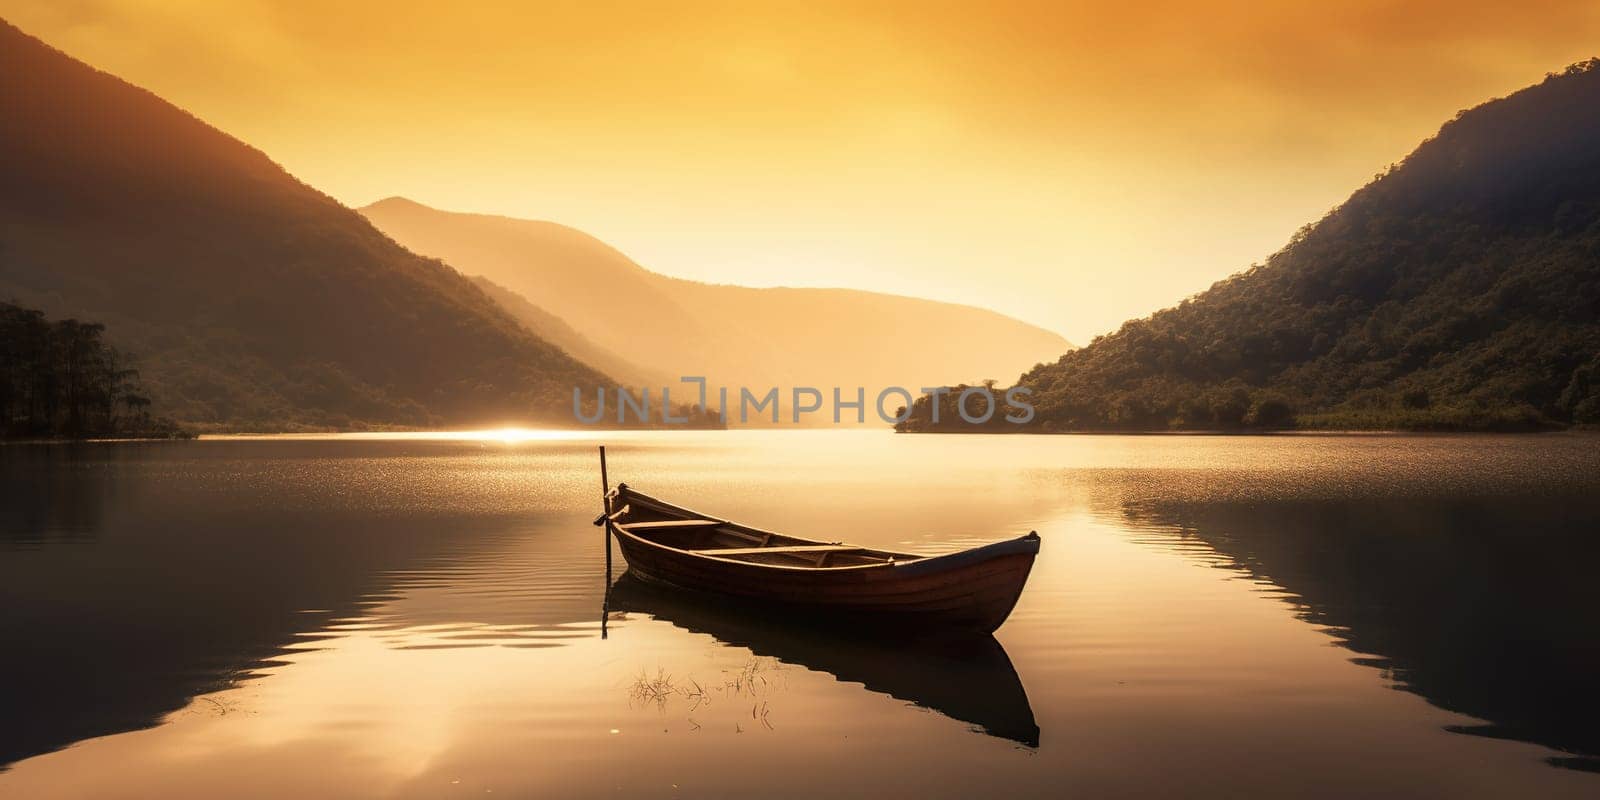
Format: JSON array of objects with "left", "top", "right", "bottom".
[
  {"left": 693, "top": 545, "right": 863, "bottom": 557},
  {"left": 617, "top": 519, "right": 724, "bottom": 531}
]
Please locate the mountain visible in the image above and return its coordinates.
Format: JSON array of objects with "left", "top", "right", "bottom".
[
  {"left": 0, "top": 19, "right": 608, "bottom": 430},
  {"left": 468, "top": 275, "right": 673, "bottom": 389},
  {"left": 360, "top": 198, "right": 1072, "bottom": 414},
  {"left": 901, "top": 60, "right": 1600, "bottom": 432}
]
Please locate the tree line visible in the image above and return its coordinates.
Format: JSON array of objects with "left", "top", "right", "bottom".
[{"left": 1, "top": 301, "right": 184, "bottom": 439}]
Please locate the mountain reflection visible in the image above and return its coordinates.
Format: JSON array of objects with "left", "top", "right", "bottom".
[
  {"left": 0, "top": 444, "right": 118, "bottom": 546},
  {"left": 607, "top": 572, "right": 1040, "bottom": 747},
  {"left": 0, "top": 441, "right": 561, "bottom": 770},
  {"left": 1130, "top": 496, "right": 1600, "bottom": 773}
]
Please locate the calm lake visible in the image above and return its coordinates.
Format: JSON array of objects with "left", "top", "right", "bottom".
[{"left": 2, "top": 431, "right": 1598, "bottom": 797}]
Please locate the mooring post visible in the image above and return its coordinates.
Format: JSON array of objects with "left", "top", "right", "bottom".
[
  {"left": 600, "top": 444, "right": 611, "bottom": 512},
  {"left": 599, "top": 445, "right": 612, "bottom": 637}
]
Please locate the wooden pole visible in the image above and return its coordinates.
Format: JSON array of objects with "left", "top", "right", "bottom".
[{"left": 599, "top": 445, "right": 612, "bottom": 638}]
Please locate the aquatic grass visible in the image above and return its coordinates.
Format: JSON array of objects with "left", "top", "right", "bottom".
[
  {"left": 628, "top": 659, "right": 784, "bottom": 730},
  {"left": 628, "top": 668, "right": 678, "bottom": 711}
]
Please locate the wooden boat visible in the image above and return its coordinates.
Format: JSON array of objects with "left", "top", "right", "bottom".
[{"left": 597, "top": 482, "right": 1039, "bottom": 633}]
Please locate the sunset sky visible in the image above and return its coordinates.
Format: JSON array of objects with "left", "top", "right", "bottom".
[{"left": 5, "top": 1, "right": 1599, "bottom": 342}]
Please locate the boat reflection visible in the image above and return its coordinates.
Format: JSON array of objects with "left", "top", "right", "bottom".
[{"left": 606, "top": 572, "right": 1040, "bottom": 747}]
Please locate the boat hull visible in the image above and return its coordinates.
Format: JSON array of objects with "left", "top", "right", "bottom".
[{"left": 611, "top": 522, "right": 1038, "bottom": 634}]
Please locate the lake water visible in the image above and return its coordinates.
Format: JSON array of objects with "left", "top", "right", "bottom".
[{"left": 2, "top": 431, "right": 1598, "bottom": 797}]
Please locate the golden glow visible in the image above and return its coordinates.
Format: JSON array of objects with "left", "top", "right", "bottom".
[
  {"left": 4, "top": 1, "right": 1598, "bottom": 342},
  {"left": 478, "top": 427, "right": 568, "bottom": 444},
  {"left": 201, "top": 429, "right": 588, "bottom": 442}
]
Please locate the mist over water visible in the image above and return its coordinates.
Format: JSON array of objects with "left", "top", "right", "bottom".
[{"left": 2, "top": 432, "right": 1598, "bottom": 797}]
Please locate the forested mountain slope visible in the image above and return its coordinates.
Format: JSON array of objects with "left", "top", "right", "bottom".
[
  {"left": 903, "top": 60, "right": 1600, "bottom": 432},
  {"left": 0, "top": 19, "right": 607, "bottom": 430}
]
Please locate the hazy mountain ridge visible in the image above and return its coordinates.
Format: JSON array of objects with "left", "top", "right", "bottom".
[
  {"left": 901, "top": 60, "right": 1600, "bottom": 432},
  {"left": 360, "top": 198, "right": 1073, "bottom": 405},
  {"left": 468, "top": 275, "right": 674, "bottom": 389},
  {"left": 0, "top": 19, "right": 609, "bottom": 430}
]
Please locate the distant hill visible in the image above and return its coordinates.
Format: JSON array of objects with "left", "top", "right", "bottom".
[
  {"left": 901, "top": 60, "right": 1600, "bottom": 432},
  {"left": 468, "top": 275, "right": 673, "bottom": 389},
  {"left": 0, "top": 19, "right": 608, "bottom": 430},
  {"left": 360, "top": 198, "right": 1072, "bottom": 415}
]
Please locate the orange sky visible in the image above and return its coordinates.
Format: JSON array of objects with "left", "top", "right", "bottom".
[{"left": 5, "top": 1, "right": 1599, "bottom": 342}]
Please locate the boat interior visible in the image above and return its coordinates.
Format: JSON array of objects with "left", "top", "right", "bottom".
[{"left": 606, "top": 489, "right": 920, "bottom": 568}]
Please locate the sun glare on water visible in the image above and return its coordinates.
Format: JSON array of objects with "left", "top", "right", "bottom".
[
  {"left": 475, "top": 427, "right": 580, "bottom": 444},
  {"left": 476, "top": 425, "right": 560, "bottom": 444}
]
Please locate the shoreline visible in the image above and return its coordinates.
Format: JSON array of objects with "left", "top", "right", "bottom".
[{"left": 6, "top": 427, "right": 1593, "bottom": 445}]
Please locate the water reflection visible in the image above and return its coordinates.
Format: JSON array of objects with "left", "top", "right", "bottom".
[
  {"left": 1129, "top": 496, "right": 1600, "bottom": 773},
  {"left": 0, "top": 441, "right": 553, "bottom": 769},
  {"left": 608, "top": 573, "right": 1040, "bottom": 747},
  {"left": 0, "top": 443, "right": 119, "bottom": 545},
  {"left": 4, "top": 432, "right": 1600, "bottom": 798}
]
